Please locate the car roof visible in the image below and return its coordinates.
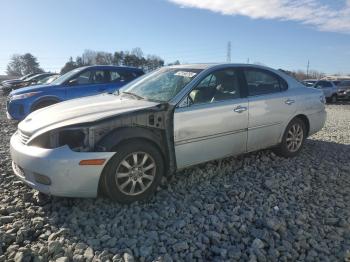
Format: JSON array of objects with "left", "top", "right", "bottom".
[
  {"left": 167, "top": 63, "right": 285, "bottom": 72},
  {"left": 79, "top": 65, "right": 144, "bottom": 72}
]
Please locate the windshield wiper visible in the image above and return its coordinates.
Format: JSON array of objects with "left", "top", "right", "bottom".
[{"left": 122, "top": 91, "right": 144, "bottom": 100}]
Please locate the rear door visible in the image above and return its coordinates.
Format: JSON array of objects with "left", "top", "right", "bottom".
[
  {"left": 243, "top": 68, "right": 297, "bottom": 152},
  {"left": 174, "top": 68, "right": 249, "bottom": 169}
]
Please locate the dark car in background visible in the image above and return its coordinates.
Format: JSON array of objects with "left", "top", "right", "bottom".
[
  {"left": 337, "top": 80, "right": 350, "bottom": 100},
  {"left": 1, "top": 73, "right": 37, "bottom": 92},
  {"left": 2, "top": 73, "right": 56, "bottom": 94},
  {"left": 7, "top": 65, "right": 144, "bottom": 120},
  {"left": 36, "top": 74, "right": 60, "bottom": 85}
]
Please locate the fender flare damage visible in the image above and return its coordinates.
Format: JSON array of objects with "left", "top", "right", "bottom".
[{"left": 90, "top": 103, "right": 177, "bottom": 176}]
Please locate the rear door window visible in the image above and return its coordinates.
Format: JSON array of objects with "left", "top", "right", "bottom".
[
  {"left": 119, "top": 70, "right": 141, "bottom": 82},
  {"left": 244, "top": 69, "right": 287, "bottom": 96}
]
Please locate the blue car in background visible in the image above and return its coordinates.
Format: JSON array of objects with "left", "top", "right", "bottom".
[{"left": 7, "top": 65, "right": 144, "bottom": 120}]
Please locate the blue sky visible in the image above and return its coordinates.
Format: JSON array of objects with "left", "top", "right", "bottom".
[{"left": 0, "top": 0, "right": 349, "bottom": 75}]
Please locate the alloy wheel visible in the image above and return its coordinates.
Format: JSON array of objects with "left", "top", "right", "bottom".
[
  {"left": 115, "top": 152, "right": 156, "bottom": 196},
  {"left": 286, "top": 124, "right": 304, "bottom": 153}
]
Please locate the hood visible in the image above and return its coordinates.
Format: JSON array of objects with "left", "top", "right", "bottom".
[
  {"left": 9, "top": 84, "right": 53, "bottom": 95},
  {"left": 1, "top": 79, "right": 17, "bottom": 84},
  {"left": 19, "top": 94, "right": 160, "bottom": 137},
  {"left": 3, "top": 79, "right": 24, "bottom": 86}
]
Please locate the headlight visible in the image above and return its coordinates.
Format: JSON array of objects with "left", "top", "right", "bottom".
[
  {"left": 29, "top": 127, "right": 90, "bottom": 152},
  {"left": 11, "top": 92, "right": 41, "bottom": 100}
]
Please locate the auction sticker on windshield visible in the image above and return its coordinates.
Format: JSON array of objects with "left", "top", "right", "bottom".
[{"left": 174, "top": 71, "right": 197, "bottom": 78}]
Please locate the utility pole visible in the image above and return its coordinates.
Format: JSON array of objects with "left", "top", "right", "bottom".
[
  {"left": 227, "top": 41, "right": 231, "bottom": 63},
  {"left": 247, "top": 58, "right": 250, "bottom": 64},
  {"left": 306, "top": 60, "right": 310, "bottom": 78}
]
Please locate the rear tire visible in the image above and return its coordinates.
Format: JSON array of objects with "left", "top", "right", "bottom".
[
  {"left": 101, "top": 140, "right": 164, "bottom": 204},
  {"left": 273, "top": 118, "right": 306, "bottom": 158}
]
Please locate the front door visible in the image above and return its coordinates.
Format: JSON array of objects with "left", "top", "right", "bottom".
[
  {"left": 66, "top": 69, "right": 111, "bottom": 99},
  {"left": 174, "top": 68, "right": 249, "bottom": 169}
]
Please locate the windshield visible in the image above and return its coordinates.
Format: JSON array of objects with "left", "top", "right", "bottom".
[
  {"left": 119, "top": 67, "right": 202, "bottom": 102},
  {"left": 51, "top": 68, "right": 84, "bottom": 85},
  {"left": 37, "top": 75, "right": 58, "bottom": 84},
  {"left": 20, "top": 74, "right": 32, "bottom": 80},
  {"left": 26, "top": 74, "right": 52, "bottom": 81}
]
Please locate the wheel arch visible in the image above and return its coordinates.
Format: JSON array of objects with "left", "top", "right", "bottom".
[
  {"left": 278, "top": 114, "right": 311, "bottom": 143},
  {"left": 31, "top": 96, "right": 61, "bottom": 112},
  {"left": 294, "top": 114, "right": 310, "bottom": 137},
  {"left": 96, "top": 127, "right": 169, "bottom": 196}
]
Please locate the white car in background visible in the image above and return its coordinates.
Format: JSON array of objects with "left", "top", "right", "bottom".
[{"left": 10, "top": 64, "right": 327, "bottom": 203}]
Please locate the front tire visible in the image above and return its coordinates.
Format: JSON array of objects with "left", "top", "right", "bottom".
[
  {"left": 101, "top": 140, "right": 164, "bottom": 204},
  {"left": 274, "top": 118, "right": 306, "bottom": 158}
]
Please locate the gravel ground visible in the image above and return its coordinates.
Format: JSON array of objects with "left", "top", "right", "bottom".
[{"left": 0, "top": 95, "right": 349, "bottom": 262}]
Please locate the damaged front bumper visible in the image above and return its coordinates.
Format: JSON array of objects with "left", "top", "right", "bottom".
[{"left": 10, "top": 132, "right": 115, "bottom": 198}]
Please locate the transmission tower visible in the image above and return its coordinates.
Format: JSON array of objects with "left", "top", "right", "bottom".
[{"left": 227, "top": 41, "right": 231, "bottom": 62}]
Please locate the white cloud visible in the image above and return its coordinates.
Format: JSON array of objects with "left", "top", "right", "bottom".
[{"left": 168, "top": 0, "right": 350, "bottom": 33}]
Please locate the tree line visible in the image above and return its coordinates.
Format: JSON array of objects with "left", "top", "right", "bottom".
[
  {"left": 60, "top": 48, "right": 164, "bottom": 74},
  {"left": 279, "top": 69, "right": 326, "bottom": 80},
  {"left": 6, "top": 48, "right": 165, "bottom": 76},
  {"left": 6, "top": 51, "right": 345, "bottom": 81}
]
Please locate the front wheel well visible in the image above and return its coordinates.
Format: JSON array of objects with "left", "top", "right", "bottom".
[
  {"left": 31, "top": 98, "right": 60, "bottom": 112},
  {"left": 294, "top": 114, "right": 310, "bottom": 137}
]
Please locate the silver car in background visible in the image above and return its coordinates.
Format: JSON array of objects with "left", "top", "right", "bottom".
[
  {"left": 10, "top": 64, "right": 326, "bottom": 203},
  {"left": 313, "top": 80, "right": 338, "bottom": 103}
]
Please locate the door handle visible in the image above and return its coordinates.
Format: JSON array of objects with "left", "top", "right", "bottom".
[
  {"left": 233, "top": 105, "right": 247, "bottom": 113},
  {"left": 285, "top": 99, "right": 295, "bottom": 105}
]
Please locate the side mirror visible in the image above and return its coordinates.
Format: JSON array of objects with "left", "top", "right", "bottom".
[{"left": 68, "top": 79, "right": 78, "bottom": 86}]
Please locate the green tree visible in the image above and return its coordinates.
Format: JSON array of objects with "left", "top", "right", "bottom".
[
  {"left": 6, "top": 53, "right": 43, "bottom": 76},
  {"left": 60, "top": 57, "right": 78, "bottom": 74},
  {"left": 95, "top": 52, "right": 113, "bottom": 65}
]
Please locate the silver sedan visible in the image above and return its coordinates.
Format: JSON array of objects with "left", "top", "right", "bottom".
[{"left": 10, "top": 64, "right": 326, "bottom": 203}]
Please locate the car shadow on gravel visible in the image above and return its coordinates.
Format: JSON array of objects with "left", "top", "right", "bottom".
[{"left": 20, "top": 138, "right": 349, "bottom": 260}]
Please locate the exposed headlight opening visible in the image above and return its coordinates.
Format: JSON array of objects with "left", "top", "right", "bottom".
[
  {"left": 58, "top": 129, "right": 87, "bottom": 150},
  {"left": 29, "top": 127, "right": 91, "bottom": 151}
]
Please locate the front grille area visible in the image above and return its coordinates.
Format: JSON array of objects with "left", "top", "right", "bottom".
[{"left": 17, "top": 130, "right": 31, "bottom": 144}]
